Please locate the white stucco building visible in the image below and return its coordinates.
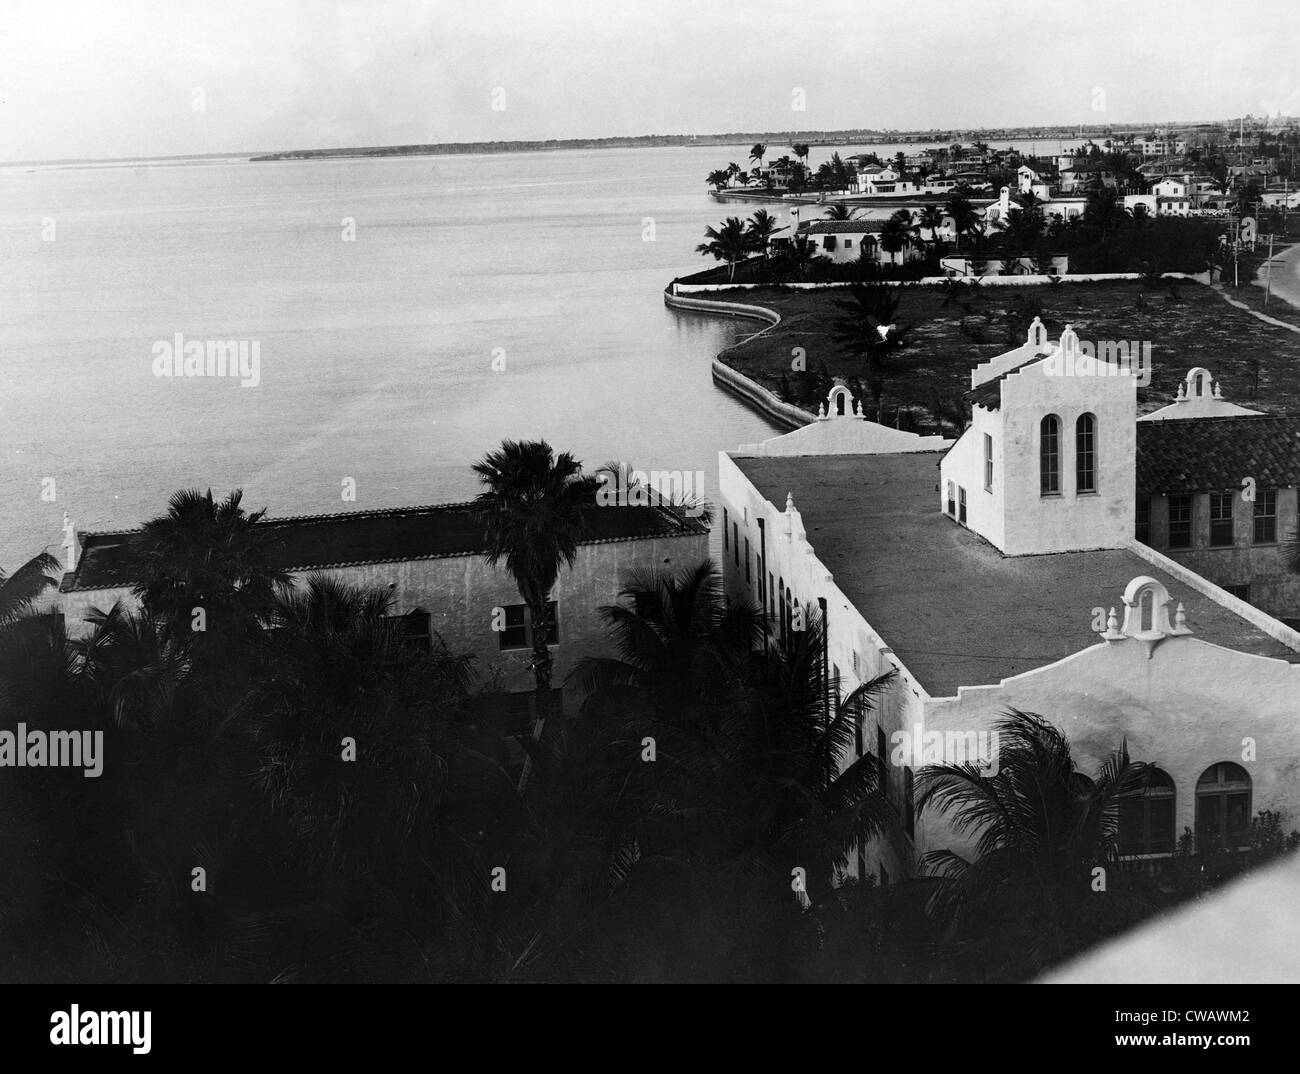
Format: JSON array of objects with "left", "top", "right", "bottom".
[{"left": 718, "top": 327, "right": 1300, "bottom": 886}]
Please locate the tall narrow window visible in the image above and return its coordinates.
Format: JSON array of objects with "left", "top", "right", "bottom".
[
  {"left": 1209, "top": 492, "right": 1234, "bottom": 546},
  {"left": 946, "top": 480, "right": 956, "bottom": 516},
  {"left": 958, "top": 487, "right": 967, "bottom": 524},
  {"left": 723, "top": 507, "right": 729, "bottom": 551},
  {"left": 1040, "top": 415, "right": 1061, "bottom": 495},
  {"left": 1254, "top": 489, "right": 1278, "bottom": 544},
  {"left": 1075, "top": 413, "right": 1096, "bottom": 493},
  {"left": 733, "top": 522, "right": 740, "bottom": 565},
  {"left": 1168, "top": 494, "right": 1193, "bottom": 549},
  {"left": 983, "top": 433, "right": 993, "bottom": 492},
  {"left": 744, "top": 537, "right": 751, "bottom": 583}
]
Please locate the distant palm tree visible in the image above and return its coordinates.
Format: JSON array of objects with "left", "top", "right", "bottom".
[
  {"left": 878, "top": 214, "right": 912, "bottom": 265},
  {"left": 945, "top": 193, "right": 981, "bottom": 251},
  {"left": 726, "top": 162, "right": 742, "bottom": 185},
  {"left": 737, "top": 172, "right": 751, "bottom": 188},
  {"left": 0, "top": 551, "right": 61, "bottom": 629},
  {"left": 749, "top": 143, "right": 767, "bottom": 169},
  {"left": 707, "top": 168, "right": 730, "bottom": 192},
  {"left": 823, "top": 203, "right": 858, "bottom": 221},
  {"left": 696, "top": 217, "right": 755, "bottom": 281},
  {"left": 783, "top": 234, "right": 829, "bottom": 282},
  {"left": 792, "top": 143, "right": 810, "bottom": 167},
  {"left": 917, "top": 205, "right": 946, "bottom": 247},
  {"left": 473, "top": 440, "right": 592, "bottom": 734},
  {"left": 746, "top": 209, "right": 781, "bottom": 258},
  {"left": 833, "top": 279, "right": 910, "bottom": 420}
]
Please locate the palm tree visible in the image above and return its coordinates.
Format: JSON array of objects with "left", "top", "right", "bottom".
[
  {"left": 726, "top": 162, "right": 742, "bottom": 186},
  {"left": 134, "top": 488, "right": 288, "bottom": 648},
  {"left": 823, "top": 203, "right": 858, "bottom": 221},
  {"left": 917, "top": 709, "right": 1158, "bottom": 979},
  {"left": 473, "top": 441, "right": 591, "bottom": 733},
  {"left": 0, "top": 551, "right": 61, "bottom": 628},
  {"left": 917, "top": 205, "right": 946, "bottom": 248},
  {"left": 707, "top": 168, "right": 730, "bottom": 192},
  {"left": 746, "top": 209, "right": 780, "bottom": 259},
  {"left": 783, "top": 234, "right": 829, "bottom": 282},
  {"left": 833, "top": 280, "right": 910, "bottom": 420},
  {"left": 878, "top": 213, "right": 912, "bottom": 266},
  {"left": 696, "top": 217, "right": 755, "bottom": 281},
  {"left": 945, "top": 193, "right": 981, "bottom": 251},
  {"left": 792, "top": 143, "right": 810, "bottom": 168},
  {"left": 737, "top": 172, "right": 751, "bottom": 188},
  {"left": 749, "top": 143, "right": 766, "bottom": 170}
]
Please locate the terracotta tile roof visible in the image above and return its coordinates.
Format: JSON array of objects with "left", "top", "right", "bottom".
[
  {"left": 62, "top": 501, "right": 707, "bottom": 592},
  {"left": 1137, "top": 415, "right": 1300, "bottom": 495},
  {"left": 798, "top": 220, "right": 887, "bottom": 235}
]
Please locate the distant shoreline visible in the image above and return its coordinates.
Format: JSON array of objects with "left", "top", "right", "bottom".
[{"left": 245, "top": 127, "right": 1126, "bottom": 163}]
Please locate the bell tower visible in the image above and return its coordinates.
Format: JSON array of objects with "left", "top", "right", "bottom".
[{"left": 940, "top": 321, "right": 1137, "bottom": 555}]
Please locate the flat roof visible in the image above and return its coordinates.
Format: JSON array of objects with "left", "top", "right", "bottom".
[
  {"left": 734, "top": 452, "right": 1300, "bottom": 696},
  {"left": 63, "top": 501, "right": 707, "bottom": 593}
]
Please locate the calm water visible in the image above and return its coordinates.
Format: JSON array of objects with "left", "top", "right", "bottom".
[{"left": 0, "top": 138, "right": 1060, "bottom": 571}]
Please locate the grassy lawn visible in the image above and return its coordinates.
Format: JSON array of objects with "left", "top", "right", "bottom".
[{"left": 710, "top": 279, "right": 1300, "bottom": 432}]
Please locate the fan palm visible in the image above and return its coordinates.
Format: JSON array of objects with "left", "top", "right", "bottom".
[
  {"left": 473, "top": 440, "right": 592, "bottom": 732},
  {"left": 746, "top": 209, "right": 780, "bottom": 259}
]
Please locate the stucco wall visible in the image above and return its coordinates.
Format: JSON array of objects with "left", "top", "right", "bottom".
[
  {"left": 719, "top": 452, "right": 927, "bottom": 882},
  {"left": 924, "top": 636, "right": 1300, "bottom": 860},
  {"left": 1144, "top": 489, "right": 1300, "bottom": 621},
  {"left": 53, "top": 531, "right": 710, "bottom": 699}
]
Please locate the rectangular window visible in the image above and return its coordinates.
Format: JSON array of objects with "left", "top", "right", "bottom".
[
  {"left": 1076, "top": 415, "right": 1096, "bottom": 493},
  {"left": 744, "top": 537, "right": 751, "bottom": 583},
  {"left": 844, "top": 238, "right": 853, "bottom": 249},
  {"left": 958, "top": 487, "right": 967, "bottom": 524},
  {"left": 723, "top": 507, "right": 729, "bottom": 551},
  {"left": 946, "top": 480, "right": 955, "bottom": 517},
  {"left": 1168, "top": 494, "right": 1193, "bottom": 549},
  {"left": 824, "top": 236, "right": 837, "bottom": 251},
  {"left": 1209, "top": 492, "right": 1234, "bottom": 546},
  {"left": 733, "top": 522, "right": 740, "bottom": 565},
  {"left": 983, "top": 433, "right": 993, "bottom": 492},
  {"left": 1041, "top": 417, "right": 1060, "bottom": 495},
  {"left": 497, "top": 601, "right": 558, "bottom": 651},
  {"left": 1254, "top": 489, "right": 1277, "bottom": 544},
  {"left": 1135, "top": 497, "right": 1151, "bottom": 543},
  {"left": 1223, "top": 584, "right": 1251, "bottom": 602},
  {"left": 384, "top": 610, "right": 431, "bottom": 651}
]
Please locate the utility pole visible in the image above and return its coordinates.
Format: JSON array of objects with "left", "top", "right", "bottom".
[{"left": 1265, "top": 230, "right": 1274, "bottom": 306}]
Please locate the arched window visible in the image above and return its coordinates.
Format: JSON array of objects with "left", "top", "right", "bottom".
[
  {"left": 1196, "top": 762, "right": 1252, "bottom": 851},
  {"left": 1040, "top": 414, "right": 1061, "bottom": 495},
  {"left": 1118, "top": 768, "right": 1176, "bottom": 855},
  {"left": 1076, "top": 413, "right": 1096, "bottom": 493}
]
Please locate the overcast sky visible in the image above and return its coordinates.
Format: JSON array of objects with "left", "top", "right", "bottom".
[{"left": 2, "top": 0, "right": 1297, "bottom": 161}]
